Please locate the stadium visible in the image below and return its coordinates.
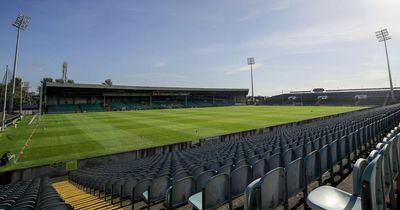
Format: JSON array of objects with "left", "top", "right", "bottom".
[{"left": 1, "top": 1, "right": 400, "bottom": 210}]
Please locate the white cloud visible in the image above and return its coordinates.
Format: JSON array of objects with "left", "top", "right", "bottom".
[{"left": 153, "top": 60, "right": 167, "bottom": 68}]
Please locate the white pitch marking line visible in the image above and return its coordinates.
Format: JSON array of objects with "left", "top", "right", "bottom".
[{"left": 14, "top": 124, "right": 38, "bottom": 164}]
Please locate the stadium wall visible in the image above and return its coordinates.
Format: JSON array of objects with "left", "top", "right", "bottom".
[{"left": 1, "top": 141, "right": 192, "bottom": 184}]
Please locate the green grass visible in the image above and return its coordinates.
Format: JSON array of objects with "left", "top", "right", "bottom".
[{"left": 0, "top": 105, "right": 365, "bottom": 172}]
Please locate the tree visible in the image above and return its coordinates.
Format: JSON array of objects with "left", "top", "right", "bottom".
[
  {"left": 55, "top": 79, "right": 64, "bottom": 83},
  {"left": 103, "top": 79, "right": 112, "bottom": 86},
  {"left": 41, "top": 77, "right": 53, "bottom": 84},
  {"left": 67, "top": 79, "right": 74, "bottom": 84}
]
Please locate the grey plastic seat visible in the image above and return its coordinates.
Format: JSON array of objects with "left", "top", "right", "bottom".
[
  {"left": 376, "top": 144, "right": 397, "bottom": 209},
  {"left": 244, "top": 178, "right": 261, "bottom": 210},
  {"left": 319, "top": 145, "right": 329, "bottom": 179},
  {"left": 307, "top": 155, "right": 382, "bottom": 210},
  {"left": 307, "top": 186, "right": 362, "bottom": 210},
  {"left": 286, "top": 158, "right": 306, "bottom": 206},
  {"left": 361, "top": 154, "right": 385, "bottom": 210},
  {"left": 268, "top": 153, "right": 281, "bottom": 170},
  {"left": 165, "top": 176, "right": 195, "bottom": 209},
  {"left": 294, "top": 145, "right": 304, "bottom": 158},
  {"left": 194, "top": 170, "right": 214, "bottom": 192},
  {"left": 173, "top": 171, "right": 189, "bottom": 181},
  {"left": 283, "top": 149, "right": 293, "bottom": 167},
  {"left": 188, "top": 173, "right": 231, "bottom": 210},
  {"left": 231, "top": 165, "right": 252, "bottom": 198},
  {"left": 217, "top": 165, "right": 233, "bottom": 175},
  {"left": 142, "top": 175, "right": 170, "bottom": 209},
  {"left": 119, "top": 178, "right": 137, "bottom": 207},
  {"left": 305, "top": 151, "right": 321, "bottom": 185},
  {"left": 260, "top": 167, "right": 286, "bottom": 210},
  {"left": 252, "top": 159, "right": 266, "bottom": 179},
  {"left": 131, "top": 178, "right": 152, "bottom": 206}
]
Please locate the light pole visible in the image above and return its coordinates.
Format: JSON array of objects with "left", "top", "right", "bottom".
[
  {"left": 9, "top": 13, "right": 30, "bottom": 112},
  {"left": 2, "top": 66, "right": 10, "bottom": 132},
  {"left": 375, "top": 28, "right": 395, "bottom": 103},
  {"left": 247, "top": 57, "right": 255, "bottom": 104},
  {"left": 20, "top": 80, "right": 23, "bottom": 114}
]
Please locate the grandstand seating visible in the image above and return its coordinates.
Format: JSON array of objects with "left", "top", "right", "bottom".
[
  {"left": 0, "top": 177, "right": 71, "bottom": 210},
  {"left": 68, "top": 104, "right": 400, "bottom": 209},
  {"left": 266, "top": 88, "right": 400, "bottom": 106},
  {"left": 46, "top": 99, "right": 237, "bottom": 113},
  {"left": 79, "top": 103, "right": 104, "bottom": 112},
  {"left": 47, "top": 104, "right": 80, "bottom": 114},
  {"left": 307, "top": 124, "right": 400, "bottom": 210}
]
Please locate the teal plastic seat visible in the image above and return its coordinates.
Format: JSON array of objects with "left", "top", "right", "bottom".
[
  {"left": 307, "top": 186, "right": 362, "bottom": 210},
  {"left": 188, "top": 192, "right": 202, "bottom": 210},
  {"left": 307, "top": 155, "right": 381, "bottom": 210},
  {"left": 188, "top": 173, "right": 231, "bottom": 210}
]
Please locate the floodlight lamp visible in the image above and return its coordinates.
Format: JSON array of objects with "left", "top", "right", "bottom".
[
  {"left": 12, "top": 14, "right": 30, "bottom": 30},
  {"left": 247, "top": 57, "right": 255, "bottom": 65}
]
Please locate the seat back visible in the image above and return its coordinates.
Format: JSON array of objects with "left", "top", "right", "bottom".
[
  {"left": 244, "top": 178, "right": 261, "bottom": 210},
  {"left": 203, "top": 173, "right": 230, "bottom": 210},
  {"left": 377, "top": 144, "right": 393, "bottom": 196},
  {"left": 252, "top": 159, "right": 266, "bottom": 179},
  {"left": 352, "top": 158, "right": 367, "bottom": 196},
  {"left": 231, "top": 165, "right": 252, "bottom": 198},
  {"left": 305, "top": 151, "right": 320, "bottom": 184},
  {"left": 382, "top": 137, "right": 399, "bottom": 178},
  {"left": 361, "top": 154, "right": 385, "bottom": 210},
  {"left": 217, "top": 165, "right": 233, "bottom": 175},
  {"left": 134, "top": 179, "right": 152, "bottom": 200},
  {"left": 294, "top": 145, "right": 304, "bottom": 159},
  {"left": 286, "top": 158, "right": 305, "bottom": 198},
  {"left": 167, "top": 176, "right": 195, "bottom": 209},
  {"left": 268, "top": 153, "right": 281, "bottom": 170},
  {"left": 195, "top": 170, "right": 214, "bottom": 192},
  {"left": 329, "top": 140, "right": 338, "bottom": 167},
  {"left": 149, "top": 176, "right": 170, "bottom": 202},
  {"left": 283, "top": 149, "right": 293, "bottom": 167},
  {"left": 260, "top": 167, "right": 286, "bottom": 210},
  {"left": 173, "top": 171, "right": 189, "bottom": 182},
  {"left": 122, "top": 178, "right": 137, "bottom": 198},
  {"left": 319, "top": 145, "right": 329, "bottom": 173}
]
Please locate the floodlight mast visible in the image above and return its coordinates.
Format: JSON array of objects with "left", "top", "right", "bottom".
[
  {"left": 247, "top": 57, "right": 255, "bottom": 104},
  {"left": 2, "top": 66, "right": 9, "bottom": 132},
  {"left": 375, "top": 28, "right": 395, "bottom": 104},
  {"left": 9, "top": 13, "right": 30, "bottom": 112}
]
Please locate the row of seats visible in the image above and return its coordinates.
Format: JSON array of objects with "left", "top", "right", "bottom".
[
  {"left": 79, "top": 103, "right": 104, "bottom": 112},
  {"left": 68, "top": 104, "right": 400, "bottom": 209},
  {"left": 0, "top": 177, "right": 72, "bottom": 210},
  {"left": 307, "top": 123, "right": 400, "bottom": 210},
  {"left": 47, "top": 104, "right": 80, "bottom": 114},
  {"left": 243, "top": 120, "right": 399, "bottom": 210}
]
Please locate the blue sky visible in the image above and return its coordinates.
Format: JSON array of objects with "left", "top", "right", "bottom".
[{"left": 0, "top": 0, "right": 399, "bottom": 96}]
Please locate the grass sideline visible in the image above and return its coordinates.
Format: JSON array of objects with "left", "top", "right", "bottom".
[{"left": 0, "top": 105, "right": 365, "bottom": 172}]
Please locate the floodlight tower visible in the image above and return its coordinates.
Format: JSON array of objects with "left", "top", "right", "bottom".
[
  {"left": 9, "top": 13, "right": 30, "bottom": 112},
  {"left": 2, "top": 66, "right": 10, "bottom": 132},
  {"left": 375, "top": 28, "right": 395, "bottom": 103},
  {"left": 247, "top": 57, "right": 255, "bottom": 104}
]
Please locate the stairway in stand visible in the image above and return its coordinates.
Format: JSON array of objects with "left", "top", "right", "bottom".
[{"left": 53, "top": 180, "right": 124, "bottom": 210}]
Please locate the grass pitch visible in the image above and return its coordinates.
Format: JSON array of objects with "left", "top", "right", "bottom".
[{"left": 0, "top": 106, "right": 364, "bottom": 171}]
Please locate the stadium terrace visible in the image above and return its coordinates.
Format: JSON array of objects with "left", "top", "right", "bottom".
[{"left": 44, "top": 82, "right": 249, "bottom": 113}]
